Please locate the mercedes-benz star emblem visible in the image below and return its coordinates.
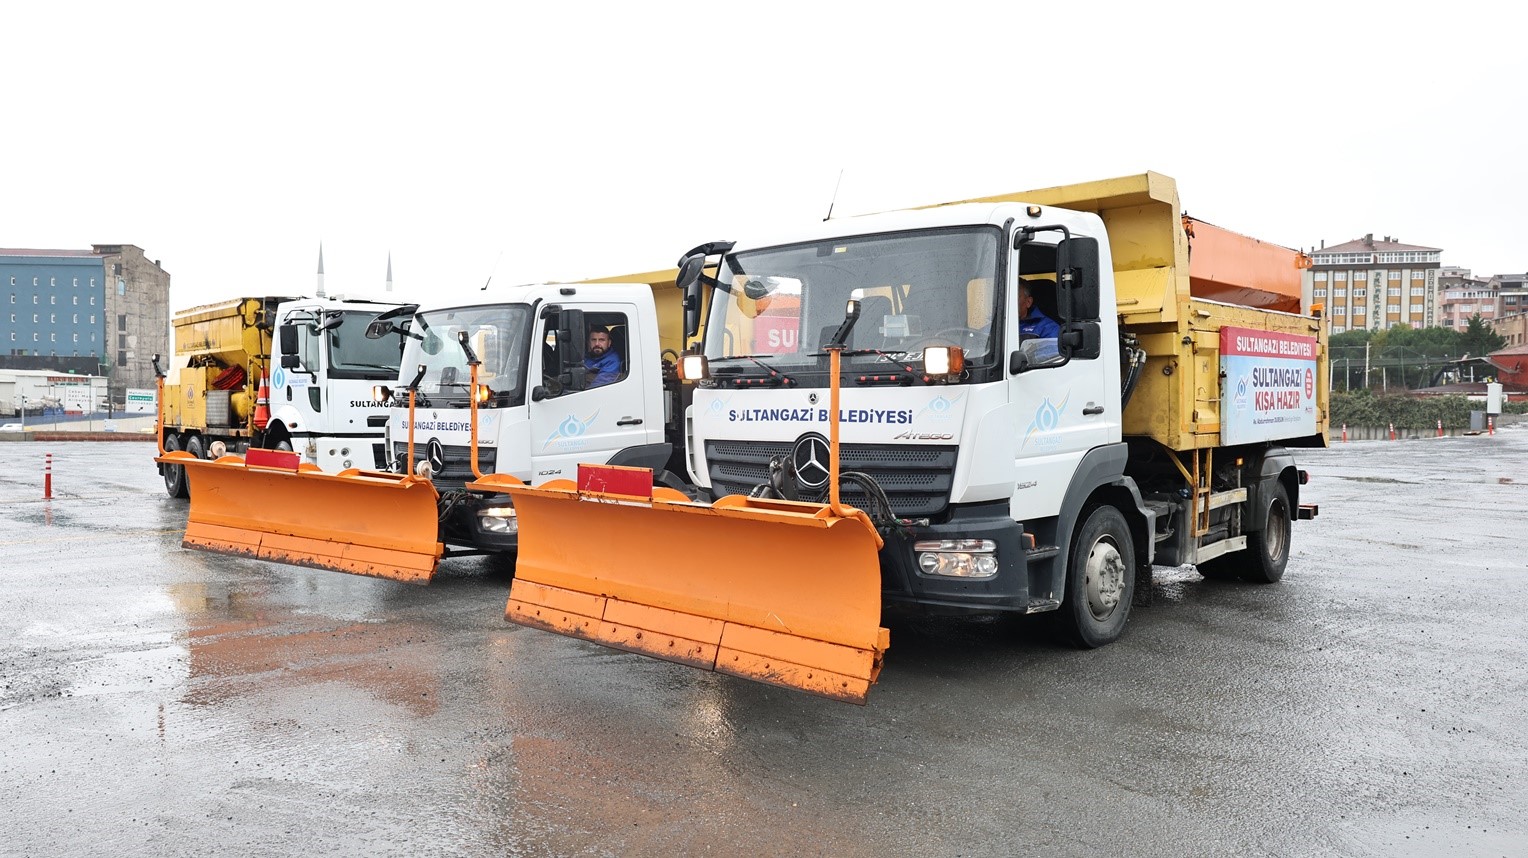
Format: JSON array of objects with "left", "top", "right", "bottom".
[
  {"left": 807, "top": 392, "right": 819, "bottom": 405},
  {"left": 427, "top": 438, "right": 446, "bottom": 475},
  {"left": 791, "top": 433, "right": 831, "bottom": 490}
]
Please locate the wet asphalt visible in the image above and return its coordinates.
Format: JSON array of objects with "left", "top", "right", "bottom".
[{"left": 0, "top": 433, "right": 1525, "bottom": 857}]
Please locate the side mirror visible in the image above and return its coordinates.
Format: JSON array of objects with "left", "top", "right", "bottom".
[
  {"left": 558, "top": 309, "right": 586, "bottom": 367},
  {"left": 278, "top": 324, "right": 298, "bottom": 356},
  {"left": 281, "top": 353, "right": 300, "bottom": 369},
  {"left": 676, "top": 255, "right": 706, "bottom": 291},
  {"left": 683, "top": 286, "right": 701, "bottom": 341},
  {"left": 1009, "top": 350, "right": 1031, "bottom": 374},
  {"left": 1059, "top": 321, "right": 1102, "bottom": 360},
  {"left": 532, "top": 386, "right": 551, "bottom": 402},
  {"left": 365, "top": 319, "right": 393, "bottom": 339}
]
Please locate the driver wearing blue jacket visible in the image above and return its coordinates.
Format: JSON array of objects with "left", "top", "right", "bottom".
[{"left": 583, "top": 328, "right": 622, "bottom": 387}]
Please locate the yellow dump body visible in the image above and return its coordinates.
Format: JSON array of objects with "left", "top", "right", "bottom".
[
  {"left": 575, "top": 268, "right": 692, "bottom": 356},
  {"left": 161, "top": 296, "right": 293, "bottom": 436},
  {"left": 942, "top": 172, "right": 1329, "bottom": 451}
]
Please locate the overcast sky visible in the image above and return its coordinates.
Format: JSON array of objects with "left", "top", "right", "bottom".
[{"left": 3, "top": 2, "right": 1522, "bottom": 312}]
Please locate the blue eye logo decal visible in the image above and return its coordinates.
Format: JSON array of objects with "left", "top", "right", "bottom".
[
  {"left": 1022, "top": 395, "right": 1070, "bottom": 448},
  {"left": 916, "top": 393, "right": 965, "bottom": 420},
  {"left": 543, "top": 411, "right": 599, "bottom": 450}
]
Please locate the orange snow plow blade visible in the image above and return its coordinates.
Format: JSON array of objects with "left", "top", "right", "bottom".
[
  {"left": 157, "top": 449, "right": 444, "bottom": 583},
  {"left": 503, "top": 467, "right": 889, "bottom": 704}
]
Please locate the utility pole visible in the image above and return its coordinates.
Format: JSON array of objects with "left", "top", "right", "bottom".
[{"left": 1364, "top": 340, "right": 1371, "bottom": 389}]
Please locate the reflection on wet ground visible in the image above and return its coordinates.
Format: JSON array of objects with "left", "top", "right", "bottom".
[{"left": 2, "top": 438, "right": 1527, "bottom": 856}]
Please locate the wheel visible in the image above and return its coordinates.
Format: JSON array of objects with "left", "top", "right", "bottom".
[
  {"left": 273, "top": 437, "right": 293, "bottom": 452},
  {"left": 1057, "top": 504, "right": 1136, "bottom": 648},
  {"left": 185, "top": 434, "right": 206, "bottom": 462},
  {"left": 1242, "top": 483, "right": 1291, "bottom": 584},
  {"left": 1194, "top": 482, "right": 1291, "bottom": 585},
  {"left": 162, "top": 434, "right": 189, "bottom": 499}
]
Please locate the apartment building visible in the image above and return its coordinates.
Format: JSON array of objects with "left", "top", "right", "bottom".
[{"left": 1307, "top": 234, "right": 1442, "bottom": 334}]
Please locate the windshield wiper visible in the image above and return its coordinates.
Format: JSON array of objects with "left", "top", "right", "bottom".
[{"left": 709, "top": 354, "right": 796, "bottom": 387}]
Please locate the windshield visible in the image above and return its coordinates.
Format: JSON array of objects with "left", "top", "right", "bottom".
[
  {"left": 398, "top": 304, "right": 532, "bottom": 406},
  {"left": 327, "top": 310, "right": 407, "bottom": 380},
  {"left": 702, "top": 226, "right": 1002, "bottom": 367}
]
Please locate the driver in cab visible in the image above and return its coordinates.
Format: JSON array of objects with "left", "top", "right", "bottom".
[
  {"left": 1018, "top": 278, "right": 1061, "bottom": 339},
  {"left": 583, "top": 328, "right": 622, "bottom": 387}
]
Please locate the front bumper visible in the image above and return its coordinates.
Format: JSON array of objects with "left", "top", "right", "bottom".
[
  {"left": 440, "top": 492, "right": 520, "bottom": 552},
  {"left": 879, "top": 503, "right": 1031, "bottom": 613}
]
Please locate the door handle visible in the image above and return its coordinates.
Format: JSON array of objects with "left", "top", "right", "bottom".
[
  {"left": 616, "top": 417, "right": 643, "bottom": 426},
  {"left": 1082, "top": 405, "right": 1104, "bottom": 416}
]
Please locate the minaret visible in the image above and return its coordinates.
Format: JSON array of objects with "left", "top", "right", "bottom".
[
  {"left": 316, "top": 244, "right": 327, "bottom": 298},
  {"left": 386, "top": 252, "right": 393, "bottom": 293}
]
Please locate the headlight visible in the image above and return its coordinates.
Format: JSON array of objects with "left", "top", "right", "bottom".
[
  {"left": 914, "top": 538, "right": 998, "bottom": 579},
  {"left": 680, "top": 354, "right": 709, "bottom": 381},
  {"left": 478, "top": 506, "right": 518, "bottom": 534},
  {"left": 922, "top": 346, "right": 964, "bottom": 378}
]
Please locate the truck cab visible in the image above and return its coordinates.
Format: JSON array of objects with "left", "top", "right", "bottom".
[
  {"left": 268, "top": 296, "right": 407, "bottom": 471},
  {"left": 682, "top": 203, "right": 1124, "bottom": 613},
  {"left": 376, "top": 283, "right": 680, "bottom": 550}
]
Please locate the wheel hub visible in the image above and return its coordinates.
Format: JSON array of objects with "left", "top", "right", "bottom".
[{"left": 1084, "top": 538, "right": 1126, "bottom": 619}]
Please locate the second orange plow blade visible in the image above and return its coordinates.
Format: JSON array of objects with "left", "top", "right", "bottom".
[
  {"left": 159, "top": 450, "right": 444, "bottom": 583},
  {"left": 503, "top": 480, "right": 889, "bottom": 704}
]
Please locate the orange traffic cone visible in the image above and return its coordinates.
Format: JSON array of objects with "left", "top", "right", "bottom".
[{"left": 253, "top": 371, "right": 271, "bottom": 429}]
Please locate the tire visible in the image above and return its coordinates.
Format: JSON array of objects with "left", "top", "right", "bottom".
[
  {"left": 1057, "top": 504, "right": 1136, "bottom": 648},
  {"left": 1242, "top": 483, "right": 1291, "bottom": 584},
  {"left": 273, "top": 437, "right": 293, "bottom": 452},
  {"left": 185, "top": 434, "right": 206, "bottom": 463},
  {"left": 163, "top": 433, "right": 189, "bottom": 499},
  {"left": 1194, "top": 482, "right": 1291, "bottom": 585}
]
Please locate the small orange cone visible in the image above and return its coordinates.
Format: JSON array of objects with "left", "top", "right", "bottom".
[{"left": 253, "top": 371, "right": 271, "bottom": 430}]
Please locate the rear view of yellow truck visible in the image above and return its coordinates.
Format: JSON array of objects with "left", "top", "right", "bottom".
[{"left": 503, "top": 172, "right": 1327, "bottom": 702}]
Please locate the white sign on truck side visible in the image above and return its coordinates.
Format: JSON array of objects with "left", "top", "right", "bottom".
[{"left": 1221, "top": 326, "right": 1320, "bottom": 445}]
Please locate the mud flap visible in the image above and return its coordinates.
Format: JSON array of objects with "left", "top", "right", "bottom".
[
  {"left": 158, "top": 449, "right": 445, "bottom": 583},
  {"left": 503, "top": 472, "right": 889, "bottom": 704}
]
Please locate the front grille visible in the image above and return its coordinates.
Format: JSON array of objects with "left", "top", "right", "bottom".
[
  {"left": 391, "top": 442, "right": 497, "bottom": 490},
  {"left": 705, "top": 440, "right": 956, "bottom": 517}
]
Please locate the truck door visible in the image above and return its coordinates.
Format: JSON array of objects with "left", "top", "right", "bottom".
[
  {"left": 527, "top": 303, "right": 651, "bottom": 483},
  {"left": 272, "top": 305, "right": 327, "bottom": 443},
  {"left": 1008, "top": 270, "right": 1120, "bottom": 519}
]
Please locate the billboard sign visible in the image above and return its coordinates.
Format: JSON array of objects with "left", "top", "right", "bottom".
[
  {"left": 1220, "top": 326, "right": 1319, "bottom": 444},
  {"left": 125, "top": 388, "right": 157, "bottom": 413}
]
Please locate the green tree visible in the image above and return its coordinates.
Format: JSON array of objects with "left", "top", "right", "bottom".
[
  {"left": 1459, "top": 314, "right": 1506, "bottom": 359},
  {"left": 1338, "top": 325, "right": 1467, "bottom": 390}
]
